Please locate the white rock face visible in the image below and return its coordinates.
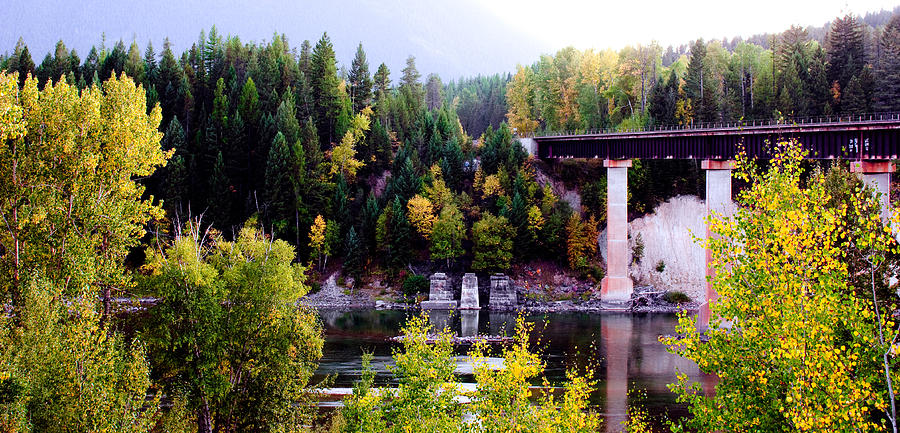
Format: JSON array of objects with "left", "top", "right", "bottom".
[{"left": 599, "top": 195, "right": 736, "bottom": 300}]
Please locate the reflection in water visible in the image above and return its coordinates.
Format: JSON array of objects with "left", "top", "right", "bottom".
[
  {"left": 602, "top": 314, "right": 632, "bottom": 433},
  {"left": 460, "top": 310, "right": 480, "bottom": 337},
  {"left": 314, "top": 309, "right": 708, "bottom": 430},
  {"left": 489, "top": 311, "right": 516, "bottom": 336},
  {"left": 426, "top": 309, "right": 454, "bottom": 332}
]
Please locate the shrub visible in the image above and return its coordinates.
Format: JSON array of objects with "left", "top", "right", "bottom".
[
  {"left": 402, "top": 274, "right": 429, "bottom": 298},
  {"left": 632, "top": 233, "right": 645, "bottom": 263},
  {"left": 336, "top": 315, "right": 602, "bottom": 432},
  {"left": 655, "top": 260, "right": 666, "bottom": 272},
  {"left": 663, "top": 290, "right": 690, "bottom": 304}
]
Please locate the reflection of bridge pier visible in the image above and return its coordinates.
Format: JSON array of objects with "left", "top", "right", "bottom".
[
  {"left": 530, "top": 120, "right": 898, "bottom": 330},
  {"left": 460, "top": 310, "right": 480, "bottom": 337},
  {"left": 602, "top": 314, "right": 632, "bottom": 433}
]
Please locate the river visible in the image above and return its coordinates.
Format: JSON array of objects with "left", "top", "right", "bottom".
[{"left": 312, "top": 309, "right": 713, "bottom": 431}]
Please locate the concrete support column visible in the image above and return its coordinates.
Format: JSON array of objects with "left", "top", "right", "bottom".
[
  {"left": 601, "top": 159, "right": 634, "bottom": 302},
  {"left": 850, "top": 161, "right": 894, "bottom": 223},
  {"left": 698, "top": 160, "right": 735, "bottom": 331}
]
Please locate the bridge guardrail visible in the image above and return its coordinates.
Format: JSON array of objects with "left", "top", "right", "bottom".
[{"left": 530, "top": 112, "right": 900, "bottom": 138}]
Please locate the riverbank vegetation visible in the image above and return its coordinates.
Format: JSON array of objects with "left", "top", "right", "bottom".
[{"left": 332, "top": 315, "right": 602, "bottom": 433}]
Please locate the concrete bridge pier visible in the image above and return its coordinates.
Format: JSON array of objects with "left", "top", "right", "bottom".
[
  {"left": 850, "top": 161, "right": 894, "bottom": 223},
  {"left": 600, "top": 159, "right": 634, "bottom": 302},
  {"left": 698, "top": 160, "right": 735, "bottom": 331}
]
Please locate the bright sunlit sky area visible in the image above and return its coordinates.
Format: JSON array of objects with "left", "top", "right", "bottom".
[{"left": 4, "top": 0, "right": 899, "bottom": 79}]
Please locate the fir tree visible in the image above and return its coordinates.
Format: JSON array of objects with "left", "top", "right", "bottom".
[{"left": 348, "top": 43, "right": 373, "bottom": 113}]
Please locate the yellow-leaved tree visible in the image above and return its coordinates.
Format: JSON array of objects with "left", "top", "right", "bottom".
[
  {"left": 407, "top": 194, "right": 436, "bottom": 240},
  {"left": 330, "top": 106, "right": 372, "bottom": 180},
  {"left": 0, "top": 72, "right": 168, "bottom": 432},
  {"left": 662, "top": 140, "right": 900, "bottom": 432}
]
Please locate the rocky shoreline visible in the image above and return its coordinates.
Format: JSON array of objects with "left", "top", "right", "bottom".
[{"left": 300, "top": 273, "right": 698, "bottom": 314}]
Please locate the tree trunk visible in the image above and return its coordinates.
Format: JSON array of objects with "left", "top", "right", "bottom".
[{"left": 198, "top": 398, "right": 213, "bottom": 433}]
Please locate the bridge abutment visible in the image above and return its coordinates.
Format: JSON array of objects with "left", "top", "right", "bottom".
[
  {"left": 698, "top": 160, "right": 735, "bottom": 331},
  {"left": 601, "top": 159, "right": 634, "bottom": 302},
  {"left": 850, "top": 161, "right": 894, "bottom": 223}
]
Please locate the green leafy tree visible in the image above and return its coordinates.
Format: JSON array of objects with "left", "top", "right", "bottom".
[
  {"left": 430, "top": 204, "right": 465, "bottom": 268},
  {"left": 471, "top": 213, "right": 514, "bottom": 271},
  {"left": 142, "top": 221, "right": 324, "bottom": 433}
]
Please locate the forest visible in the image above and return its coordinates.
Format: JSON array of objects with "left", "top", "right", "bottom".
[
  {"left": 2, "top": 8, "right": 900, "bottom": 432},
  {"left": 1, "top": 13, "right": 897, "bottom": 284}
]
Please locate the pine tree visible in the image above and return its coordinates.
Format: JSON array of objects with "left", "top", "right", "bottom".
[
  {"left": 125, "top": 41, "right": 145, "bottom": 85},
  {"left": 875, "top": 15, "right": 900, "bottom": 111},
  {"left": 843, "top": 66, "right": 875, "bottom": 115},
  {"left": 265, "top": 132, "right": 294, "bottom": 234},
  {"left": 343, "top": 226, "right": 364, "bottom": 281},
  {"left": 684, "top": 39, "right": 706, "bottom": 125},
  {"left": 100, "top": 40, "right": 126, "bottom": 81},
  {"left": 143, "top": 41, "right": 158, "bottom": 87},
  {"left": 310, "top": 33, "right": 342, "bottom": 145},
  {"left": 826, "top": 14, "right": 865, "bottom": 105},
  {"left": 425, "top": 74, "right": 443, "bottom": 111},
  {"left": 348, "top": 43, "right": 373, "bottom": 113},
  {"left": 388, "top": 197, "right": 412, "bottom": 269}
]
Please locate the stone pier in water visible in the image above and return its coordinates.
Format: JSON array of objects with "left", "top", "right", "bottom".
[
  {"left": 459, "top": 273, "right": 480, "bottom": 309},
  {"left": 421, "top": 273, "right": 457, "bottom": 309},
  {"left": 489, "top": 274, "right": 517, "bottom": 309}
]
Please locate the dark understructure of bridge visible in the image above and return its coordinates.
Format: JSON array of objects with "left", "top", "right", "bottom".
[{"left": 532, "top": 116, "right": 900, "bottom": 160}]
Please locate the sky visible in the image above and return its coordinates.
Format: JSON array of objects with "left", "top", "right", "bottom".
[{"left": 3, "top": 0, "right": 899, "bottom": 80}]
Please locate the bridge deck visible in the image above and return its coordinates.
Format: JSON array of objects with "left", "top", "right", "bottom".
[{"left": 533, "top": 117, "right": 900, "bottom": 160}]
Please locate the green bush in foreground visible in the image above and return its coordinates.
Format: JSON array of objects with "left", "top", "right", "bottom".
[{"left": 333, "top": 315, "right": 602, "bottom": 432}]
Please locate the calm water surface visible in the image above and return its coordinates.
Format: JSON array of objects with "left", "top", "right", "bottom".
[{"left": 312, "top": 309, "right": 713, "bottom": 431}]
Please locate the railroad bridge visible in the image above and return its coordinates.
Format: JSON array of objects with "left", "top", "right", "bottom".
[{"left": 521, "top": 114, "right": 900, "bottom": 329}]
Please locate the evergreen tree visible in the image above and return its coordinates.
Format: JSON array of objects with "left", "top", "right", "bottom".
[
  {"left": 276, "top": 88, "right": 300, "bottom": 145},
  {"left": 875, "top": 15, "right": 900, "bottom": 111},
  {"left": 266, "top": 132, "right": 294, "bottom": 234},
  {"left": 348, "top": 43, "right": 373, "bottom": 113},
  {"left": 208, "top": 151, "right": 231, "bottom": 227},
  {"left": 8, "top": 38, "right": 35, "bottom": 87},
  {"left": 843, "top": 66, "right": 875, "bottom": 114},
  {"left": 649, "top": 71, "right": 678, "bottom": 125},
  {"left": 143, "top": 41, "right": 158, "bottom": 88},
  {"left": 343, "top": 226, "right": 364, "bottom": 281},
  {"left": 310, "top": 33, "right": 342, "bottom": 145},
  {"left": 125, "top": 41, "right": 145, "bottom": 85},
  {"left": 100, "top": 40, "right": 126, "bottom": 81},
  {"left": 373, "top": 63, "right": 392, "bottom": 126},
  {"left": 684, "top": 39, "right": 707, "bottom": 125},
  {"left": 425, "top": 73, "right": 443, "bottom": 111},
  {"left": 388, "top": 196, "right": 412, "bottom": 269},
  {"left": 826, "top": 14, "right": 865, "bottom": 106},
  {"left": 399, "top": 55, "right": 424, "bottom": 113}
]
